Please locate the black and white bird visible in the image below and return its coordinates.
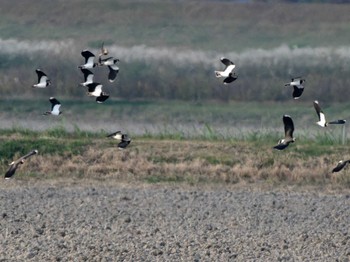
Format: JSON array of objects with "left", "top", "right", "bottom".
[
  {"left": 98, "top": 57, "right": 120, "bottom": 82},
  {"left": 86, "top": 83, "right": 109, "bottom": 103},
  {"left": 80, "top": 68, "right": 94, "bottom": 86},
  {"left": 107, "top": 64, "right": 119, "bottom": 82},
  {"left": 4, "top": 150, "right": 38, "bottom": 179},
  {"left": 274, "top": 115, "right": 296, "bottom": 150},
  {"left": 96, "top": 92, "right": 110, "bottom": 103},
  {"left": 332, "top": 160, "right": 350, "bottom": 173},
  {"left": 43, "top": 97, "right": 62, "bottom": 116},
  {"left": 215, "top": 57, "right": 237, "bottom": 84},
  {"left": 313, "top": 100, "right": 346, "bottom": 127},
  {"left": 107, "top": 131, "right": 131, "bottom": 149},
  {"left": 33, "top": 69, "right": 51, "bottom": 88},
  {"left": 284, "top": 77, "right": 305, "bottom": 99},
  {"left": 78, "top": 50, "right": 97, "bottom": 69}
]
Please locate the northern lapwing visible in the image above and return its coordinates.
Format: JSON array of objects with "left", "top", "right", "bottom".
[
  {"left": 43, "top": 97, "right": 62, "bottom": 116},
  {"left": 33, "top": 69, "right": 51, "bottom": 88},
  {"left": 86, "top": 83, "right": 109, "bottom": 103},
  {"left": 80, "top": 68, "right": 94, "bottom": 86},
  {"left": 284, "top": 77, "right": 305, "bottom": 99},
  {"left": 332, "top": 160, "right": 350, "bottom": 173},
  {"left": 215, "top": 57, "right": 237, "bottom": 84},
  {"left": 4, "top": 150, "right": 38, "bottom": 179},
  {"left": 78, "top": 50, "right": 97, "bottom": 69},
  {"left": 86, "top": 83, "right": 103, "bottom": 97},
  {"left": 285, "top": 77, "right": 305, "bottom": 87},
  {"left": 98, "top": 57, "right": 119, "bottom": 67},
  {"left": 107, "top": 131, "right": 131, "bottom": 149},
  {"left": 313, "top": 100, "right": 346, "bottom": 127},
  {"left": 274, "top": 115, "right": 296, "bottom": 150}
]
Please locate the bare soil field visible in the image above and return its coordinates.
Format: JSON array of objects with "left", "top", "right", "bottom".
[{"left": 0, "top": 179, "right": 349, "bottom": 261}]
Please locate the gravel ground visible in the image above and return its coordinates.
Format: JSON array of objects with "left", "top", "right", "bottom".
[{"left": 0, "top": 180, "right": 349, "bottom": 261}]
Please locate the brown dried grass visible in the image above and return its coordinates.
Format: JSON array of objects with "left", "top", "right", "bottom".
[{"left": 4, "top": 138, "right": 349, "bottom": 189}]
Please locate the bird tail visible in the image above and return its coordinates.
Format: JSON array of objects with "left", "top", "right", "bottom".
[{"left": 43, "top": 112, "right": 51, "bottom": 116}]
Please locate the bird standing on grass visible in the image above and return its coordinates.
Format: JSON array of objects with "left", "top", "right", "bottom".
[
  {"left": 33, "top": 69, "right": 51, "bottom": 88},
  {"left": 284, "top": 77, "right": 305, "bottom": 99},
  {"left": 43, "top": 97, "right": 62, "bottom": 116},
  {"left": 274, "top": 115, "right": 296, "bottom": 150},
  {"left": 107, "top": 131, "right": 131, "bottom": 149},
  {"left": 332, "top": 160, "right": 350, "bottom": 173},
  {"left": 313, "top": 100, "right": 346, "bottom": 127},
  {"left": 4, "top": 150, "right": 38, "bottom": 179},
  {"left": 214, "top": 57, "right": 237, "bottom": 84}
]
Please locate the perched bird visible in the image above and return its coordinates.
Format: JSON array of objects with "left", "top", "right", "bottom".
[
  {"left": 33, "top": 69, "right": 51, "bottom": 88},
  {"left": 214, "top": 57, "right": 237, "bottom": 84},
  {"left": 284, "top": 77, "right": 305, "bottom": 99},
  {"left": 4, "top": 150, "right": 38, "bottom": 179},
  {"left": 107, "top": 131, "right": 131, "bottom": 149},
  {"left": 313, "top": 100, "right": 346, "bottom": 127},
  {"left": 78, "top": 50, "right": 97, "bottom": 69},
  {"left": 43, "top": 97, "right": 62, "bottom": 116},
  {"left": 332, "top": 160, "right": 350, "bottom": 173},
  {"left": 274, "top": 115, "right": 296, "bottom": 150},
  {"left": 80, "top": 68, "right": 94, "bottom": 86},
  {"left": 86, "top": 83, "right": 109, "bottom": 103}
]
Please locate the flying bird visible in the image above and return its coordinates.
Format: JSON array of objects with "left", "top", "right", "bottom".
[
  {"left": 313, "top": 100, "right": 346, "bottom": 127},
  {"left": 214, "top": 57, "right": 237, "bottom": 84},
  {"left": 284, "top": 77, "right": 305, "bottom": 87},
  {"left": 107, "top": 131, "right": 131, "bottom": 149},
  {"left": 86, "top": 83, "right": 109, "bottom": 103},
  {"left": 98, "top": 57, "right": 119, "bottom": 67},
  {"left": 43, "top": 97, "right": 62, "bottom": 116},
  {"left": 4, "top": 150, "right": 38, "bottom": 179},
  {"left": 80, "top": 68, "right": 94, "bottom": 86},
  {"left": 33, "top": 69, "right": 51, "bottom": 88},
  {"left": 332, "top": 160, "right": 350, "bottom": 173},
  {"left": 78, "top": 50, "right": 97, "bottom": 69},
  {"left": 274, "top": 115, "right": 296, "bottom": 150},
  {"left": 284, "top": 77, "right": 305, "bottom": 99}
]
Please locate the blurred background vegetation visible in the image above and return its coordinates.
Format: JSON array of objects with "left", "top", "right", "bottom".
[{"left": 0, "top": 0, "right": 349, "bottom": 103}]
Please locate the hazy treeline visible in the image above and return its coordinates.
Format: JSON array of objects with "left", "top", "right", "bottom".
[{"left": 0, "top": 38, "right": 349, "bottom": 102}]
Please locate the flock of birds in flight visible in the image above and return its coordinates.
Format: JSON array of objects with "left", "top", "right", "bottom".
[{"left": 3, "top": 50, "right": 350, "bottom": 178}]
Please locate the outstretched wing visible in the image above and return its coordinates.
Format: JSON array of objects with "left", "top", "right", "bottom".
[
  {"left": 220, "top": 57, "right": 234, "bottom": 67},
  {"left": 108, "top": 65, "right": 119, "bottom": 82},
  {"left": 292, "top": 85, "right": 304, "bottom": 99},
  {"left": 313, "top": 100, "right": 326, "bottom": 123},
  {"left": 283, "top": 115, "right": 294, "bottom": 139}
]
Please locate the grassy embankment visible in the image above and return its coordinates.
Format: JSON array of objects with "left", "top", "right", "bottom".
[{"left": 1, "top": 124, "right": 349, "bottom": 188}]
